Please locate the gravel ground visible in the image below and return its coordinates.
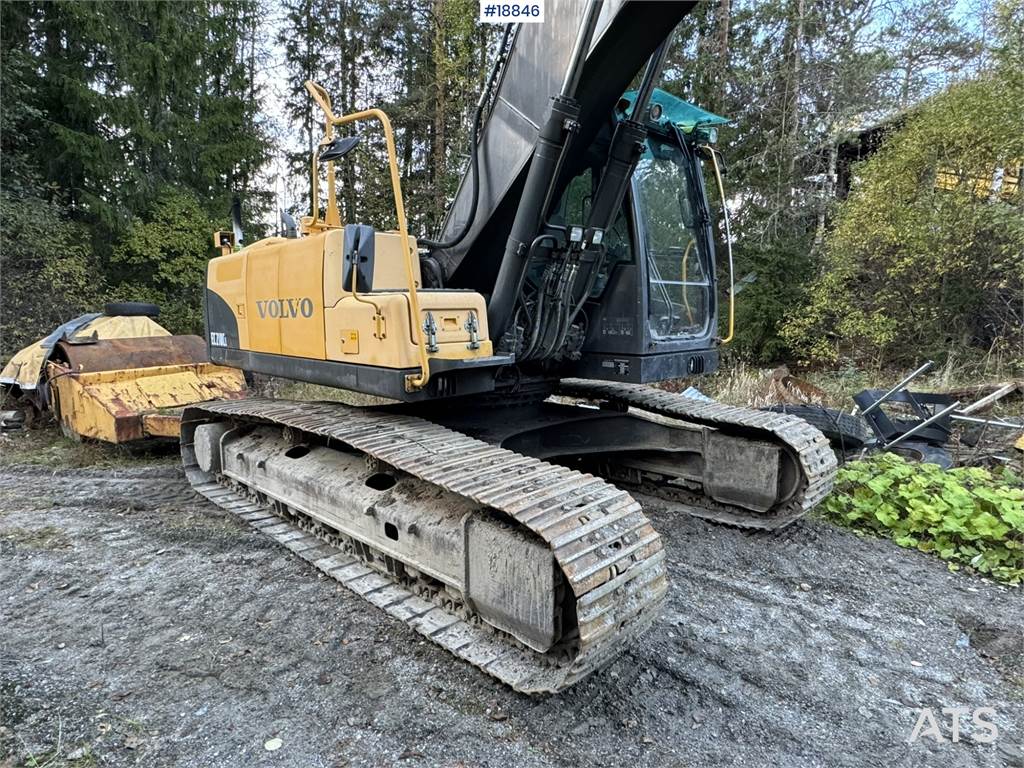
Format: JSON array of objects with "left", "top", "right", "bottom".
[{"left": 1, "top": 446, "right": 1021, "bottom": 768}]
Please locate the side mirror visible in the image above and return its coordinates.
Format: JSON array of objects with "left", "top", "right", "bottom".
[{"left": 318, "top": 135, "right": 361, "bottom": 163}]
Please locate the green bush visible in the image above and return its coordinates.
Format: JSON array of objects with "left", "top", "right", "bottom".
[
  {"left": 0, "top": 191, "right": 105, "bottom": 360},
  {"left": 822, "top": 453, "right": 1024, "bottom": 583},
  {"left": 783, "top": 9, "right": 1024, "bottom": 367},
  {"left": 729, "top": 235, "right": 815, "bottom": 362},
  {"left": 110, "top": 188, "right": 216, "bottom": 335}
]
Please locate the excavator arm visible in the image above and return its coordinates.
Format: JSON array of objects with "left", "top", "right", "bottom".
[
  {"left": 425, "top": 0, "right": 724, "bottom": 384},
  {"left": 431, "top": 1, "right": 695, "bottom": 285}
]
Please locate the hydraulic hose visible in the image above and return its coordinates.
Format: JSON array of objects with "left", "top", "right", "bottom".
[
  {"left": 419, "top": 23, "right": 515, "bottom": 251},
  {"left": 520, "top": 234, "right": 560, "bottom": 358},
  {"left": 488, "top": 0, "right": 603, "bottom": 343}
]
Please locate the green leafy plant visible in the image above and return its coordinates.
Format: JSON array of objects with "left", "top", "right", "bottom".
[{"left": 822, "top": 453, "right": 1024, "bottom": 583}]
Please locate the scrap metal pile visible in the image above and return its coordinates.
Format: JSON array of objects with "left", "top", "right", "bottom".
[{"left": 755, "top": 362, "right": 1023, "bottom": 471}]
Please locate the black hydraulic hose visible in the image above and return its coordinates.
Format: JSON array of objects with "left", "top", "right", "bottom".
[
  {"left": 518, "top": 233, "right": 558, "bottom": 359},
  {"left": 526, "top": 250, "right": 574, "bottom": 360},
  {"left": 536, "top": 278, "right": 565, "bottom": 360},
  {"left": 419, "top": 23, "right": 515, "bottom": 251},
  {"left": 546, "top": 251, "right": 603, "bottom": 358},
  {"left": 575, "top": 245, "right": 606, "bottom": 313},
  {"left": 513, "top": 295, "right": 532, "bottom": 335},
  {"left": 523, "top": 269, "right": 553, "bottom": 359},
  {"left": 530, "top": 41, "right": 670, "bottom": 361},
  {"left": 545, "top": 263, "right": 578, "bottom": 358},
  {"left": 488, "top": 0, "right": 603, "bottom": 343},
  {"left": 551, "top": 258, "right": 588, "bottom": 359}
]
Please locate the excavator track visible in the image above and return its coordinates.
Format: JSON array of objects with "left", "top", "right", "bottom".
[
  {"left": 180, "top": 398, "right": 667, "bottom": 694},
  {"left": 557, "top": 379, "right": 838, "bottom": 529}
]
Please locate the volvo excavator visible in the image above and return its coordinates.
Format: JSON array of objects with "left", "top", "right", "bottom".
[{"left": 182, "top": 0, "right": 837, "bottom": 693}]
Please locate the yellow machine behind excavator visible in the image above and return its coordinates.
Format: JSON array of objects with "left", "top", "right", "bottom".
[{"left": 1, "top": 306, "right": 246, "bottom": 442}]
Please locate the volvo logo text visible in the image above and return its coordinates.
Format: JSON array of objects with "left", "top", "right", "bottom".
[{"left": 256, "top": 298, "right": 315, "bottom": 319}]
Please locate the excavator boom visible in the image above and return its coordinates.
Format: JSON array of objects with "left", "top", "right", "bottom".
[{"left": 431, "top": 1, "right": 694, "bottom": 283}]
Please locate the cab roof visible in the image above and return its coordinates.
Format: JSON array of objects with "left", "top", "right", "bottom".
[{"left": 619, "top": 87, "right": 729, "bottom": 132}]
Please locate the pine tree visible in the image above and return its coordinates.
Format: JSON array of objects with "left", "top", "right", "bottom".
[{"left": 1, "top": 0, "right": 273, "bottom": 342}]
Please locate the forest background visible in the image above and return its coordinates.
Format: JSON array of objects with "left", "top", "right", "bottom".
[{"left": 2, "top": 0, "right": 1021, "bottom": 375}]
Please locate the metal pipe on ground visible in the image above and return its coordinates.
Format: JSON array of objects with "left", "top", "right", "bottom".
[
  {"left": 883, "top": 400, "right": 962, "bottom": 450},
  {"left": 858, "top": 361, "right": 935, "bottom": 416}
]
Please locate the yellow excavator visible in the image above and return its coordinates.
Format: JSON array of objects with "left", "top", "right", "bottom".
[{"left": 182, "top": 1, "right": 836, "bottom": 693}]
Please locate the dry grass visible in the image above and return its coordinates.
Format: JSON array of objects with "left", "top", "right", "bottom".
[
  {"left": 0, "top": 488, "right": 57, "bottom": 512},
  {"left": 19, "top": 744, "right": 98, "bottom": 768},
  {"left": 0, "top": 428, "right": 177, "bottom": 470},
  {"left": 2, "top": 525, "right": 71, "bottom": 550},
  {"left": 691, "top": 361, "right": 785, "bottom": 407},
  {"left": 690, "top": 359, "right": 1022, "bottom": 413}
]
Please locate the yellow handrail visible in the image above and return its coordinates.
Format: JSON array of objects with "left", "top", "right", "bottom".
[
  {"left": 703, "top": 145, "right": 734, "bottom": 345},
  {"left": 304, "top": 81, "right": 430, "bottom": 390},
  {"left": 306, "top": 82, "right": 341, "bottom": 228}
]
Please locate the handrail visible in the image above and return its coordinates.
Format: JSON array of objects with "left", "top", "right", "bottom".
[
  {"left": 702, "top": 145, "right": 734, "bottom": 345},
  {"left": 681, "top": 238, "right": 695, "bottom": 326},
  {"left": 304, "top": 81, "right": 430, "bottom": 390},
  {"left": 306, "top": 83, "right": 341, "bottom": 228}
]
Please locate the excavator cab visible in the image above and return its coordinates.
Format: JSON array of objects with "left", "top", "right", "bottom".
[{"left": 543, "top": 88, "right": 730, "bottom": 382}]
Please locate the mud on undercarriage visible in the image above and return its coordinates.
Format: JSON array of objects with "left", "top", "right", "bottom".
[{"left": 179, "top": 381, "right": 836, "bottom": 692}]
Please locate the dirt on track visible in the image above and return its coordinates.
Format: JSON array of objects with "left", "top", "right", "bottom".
[{"left": 1, "top": 449, "right": 1021, "bottom": 768}]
